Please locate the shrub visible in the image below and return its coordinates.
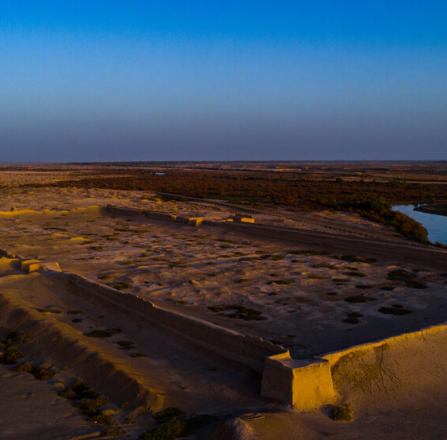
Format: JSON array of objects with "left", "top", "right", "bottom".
[
  {"left": 343, "top": 272, "right": 366, "bottom": 278},
  {"left": 387, "top": 269, "right": 415, "bottom": 282},
  {"left": 141, "top": 419, "right": 188, "bottom": 440},
  {"left": 332, "top": 405, "right": 354, "bottom": 422},
  {"left": 270, "top": 255, "right": 285, "bottom": 261},
  {"left": 387, "top": 269, "right": 428, "bottom": 288},
  {"left": 168, "top": 261, "right": 189, "bottom": 268},
  {"left": 84, "top": 328, "right": 122, "bottom": 338},
  {"left": 6, "top": 331, "right": 21, "bottom": 342},
  {"left": 15, "top": 333, "right": 31, "bottom": 345},
  {"left": 106, "top": 282, "right": 130, "bottom": 291},
  {"left": 0, "top": 346, "right": 25, "bottom": 365},
  {"left": 308, "top": 275, "right": 328, "bottom": 280},
  {"left": 208, "top": 305, "right": 267, "bottom": 321},
  {"left": 406, "top": 280, "right": 428, "bottom": 289},
  {"left": 334, "top": 255, "right": 377, "bottom": 264},
  {"left": 344, "top": 295, "right": 376, "bottom": 303},
  {"left": 33, "top": 369, "right": 59, "bottom": 380},
  {"left": 266, "top": 280, "right": 294, "bottom": 285},
  {"left": 379, "top": 306, "right": 411, "bottom": 315},
  {"left": 98, "top": 274, "right": 116, "bottom": 280},
  {"left": 389, "top": 211, "right": 429, "bottom": 244},
  {"left": 11, "top": 362, "right": 34, "bottom": 373},
  {"left": 88, "top": 412, "right": 115, "bottom": 425},
  {"left": 153, "top": 408, "right": 186, "bottom": 424},
  {"left": 289, "top": 250, "right": 331, "bottom": 256},
  {"left": 75, "top": 396, "right": 110, "bottom": 415},
  {"left": 343, "top": 317, "right": 360, "bottom": 324},
  {"left": 332, "top": 278, "right": 350, "bottom": 283},
  {"left": 312, "top": 263, "right": 339, "bottom": 270},
  {"left": 1, "top": 331, "right": 31, "bottom": 347},
  {"left": 60, "top": 380, "right": 99, "bottom": 400},
  {"left": 141, "top": 410, "right": 218, "bottom": 440}
]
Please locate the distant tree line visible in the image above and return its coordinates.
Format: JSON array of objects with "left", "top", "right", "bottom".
[{"left": 30, "top": 169, "right": 447, "bottom": 244}]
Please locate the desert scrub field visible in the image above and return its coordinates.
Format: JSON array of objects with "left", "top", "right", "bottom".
[{"left": 0, "top": 198, "right": 446, "bottom": 358}]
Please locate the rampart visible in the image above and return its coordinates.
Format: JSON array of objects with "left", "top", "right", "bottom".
[
  {"left": 60, "top": 272, "right": 285, "bottom": 375},
  {"left": 106, "top": 205, "right": 447, "bottom": 270},
  {"left": 204, "top": 220, "right": 447, "bottom": 270},
  {"left": 154, "top": 192, "right": 398, "bottom": 240},
  {"left": 59, "top": 271, "right": 333, "bottom": 410},
  {"left": 53, "top": 270, "right": 447, "bottom": 411},
  {"left": 3, "top": 253, "right": 447, "bottom": 412}
]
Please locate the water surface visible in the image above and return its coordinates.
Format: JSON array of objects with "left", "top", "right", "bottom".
[{"left": 392, "top": 205, "right": 447, "bottom": 245}]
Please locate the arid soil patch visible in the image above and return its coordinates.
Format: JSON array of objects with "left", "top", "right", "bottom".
[{"left": 0, "top": 188, "right": 446, "bottom": 358}]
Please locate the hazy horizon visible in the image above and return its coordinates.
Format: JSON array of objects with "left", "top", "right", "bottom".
[{"left": 1, "top": 1, "right": 446, "bottom": 162}]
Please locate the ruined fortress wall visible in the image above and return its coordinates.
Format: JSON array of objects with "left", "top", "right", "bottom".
[
  {"left": 321, "top": 323, "right": 447, "bottom": 406},
  {"left": 105, "top": 206, "right": 447, "bottom": 269},
  {"left": 106, "top": 206, "right": 143, "bottom": 216},
  {"left": 205, "top": 221, "right": 447, "bottom": 269},
  {"left": 17, "top": 261, "right": 447, "bottom": 411},
  {"left": 107, "top": 205, "right": 177, "bottom": 223},
  {"left": 61, "top": 272, "right": 284, "bottom": 374},
  {"left": 145, "top": 211, "right": 175, "bottom": 221},
  {"left": 60, "top": 270, "right": 334, "bottom": 409},
  {"left": 261, "top": 321, "right": 447, "bottom": 410}
]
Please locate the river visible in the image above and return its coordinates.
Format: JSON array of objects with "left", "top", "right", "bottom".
[{"left": 392, "top": 204, "right": 447, "bottom": 245}]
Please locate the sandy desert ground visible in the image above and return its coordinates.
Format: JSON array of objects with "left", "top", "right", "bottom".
[{"left": 1, "top": 179, "right": 447, "bottom": 439}]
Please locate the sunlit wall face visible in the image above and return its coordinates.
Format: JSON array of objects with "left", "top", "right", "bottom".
[{"left": 1, "top": 1, "right": 446, "bottom": 162}]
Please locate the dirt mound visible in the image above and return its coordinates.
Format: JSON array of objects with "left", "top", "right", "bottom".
[{"left": 0, "top": 292, "right": 161, "bottom": 413}]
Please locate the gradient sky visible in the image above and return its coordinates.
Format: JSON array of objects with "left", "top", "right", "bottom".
[{"left": 1, "top": 1, "right": 447, "bottom": 162}]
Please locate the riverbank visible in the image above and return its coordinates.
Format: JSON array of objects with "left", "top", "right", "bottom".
[
  {"left": 392, "top": 204, "right": 447, "bottom": 245},
  {"left": 415, "top": 203, "right": 447, "bottom": 218}
]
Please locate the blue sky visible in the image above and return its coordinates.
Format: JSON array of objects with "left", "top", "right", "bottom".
[{"left": 1, "top": 1, "right": 446, "bottom": 162}]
